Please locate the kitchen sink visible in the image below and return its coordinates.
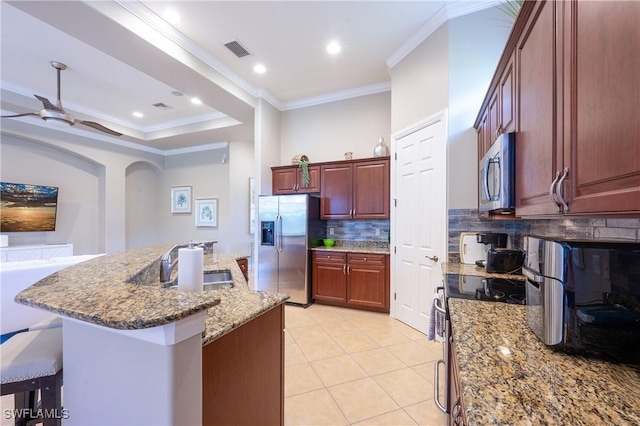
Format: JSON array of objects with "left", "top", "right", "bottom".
[{"left": 164, "top": 269, "right": 234, "bottom": 291}]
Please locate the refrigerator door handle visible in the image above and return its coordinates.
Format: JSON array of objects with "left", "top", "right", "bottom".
[{"left": 277, "top": 214, "right": 283, "bottom": 252}]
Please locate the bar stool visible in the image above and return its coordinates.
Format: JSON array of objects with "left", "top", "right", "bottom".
[{"left": 1, "top": 327, "right": 63, "bottom": 426}]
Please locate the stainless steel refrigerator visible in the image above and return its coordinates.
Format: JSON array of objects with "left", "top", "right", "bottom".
[{"left": 257, "top": 194, "right": 323, "bottom": 306}]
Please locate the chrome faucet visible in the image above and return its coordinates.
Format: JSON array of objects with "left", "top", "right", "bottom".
[
  {"left": 160, "top": 244, "right": 180, "bottom": 283},
  {"left": 160, "top": 241, "right": 207, "bottom": 282}
]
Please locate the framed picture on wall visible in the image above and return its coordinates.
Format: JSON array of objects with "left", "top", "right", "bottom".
[
  {"left": 195, "top": 198, "right": 218, "bottom": 227},
  {"left": 171, "top": 186, "right": 192, "bottom": 214}
]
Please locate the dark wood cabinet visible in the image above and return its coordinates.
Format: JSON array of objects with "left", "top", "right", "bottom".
[
  {"left": 558, "top": 0, "right": 640, "bottom": 214},
  {"left": 271, "top": 164, "right": 320, "bottom": 195},
  {"left": 475, "top": 0, "right": 640, "bottom": 217},
  {"left": 448, "top": 337, "right": 467, "bottom": 426},
  {"left": 312, "top": 251, "right": 389, "bottom": 313},
  {"left": 515, "top": 0, "right": 561, "bottom": 217},
  {"left": 312, "top": 251, "right": 348, "bottom": 302},
  {"left": 321, "top": 158, "right": 390, "bottom": 220},
  {"left": 236, "top": 258, "right": 249, "bottom": 282},
  {"left": 202, "top": 304, "right": 284, "bottom": 425}
]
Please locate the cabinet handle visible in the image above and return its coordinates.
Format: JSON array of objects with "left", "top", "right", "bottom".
[
  {"left": 352, "top": 208, "right": 356, "bottom": 217},
  {"left": 434, "top": 359, "right": 447, "bottom": 413},
  {"left": 343, "top": 264, "right": 346, "bottom": 274},
  {"left": 556, "top": 167, "right": 570, "bottom": 213},
  {"left": 549, "top": 171, "right": 562, "bottom": 212}
]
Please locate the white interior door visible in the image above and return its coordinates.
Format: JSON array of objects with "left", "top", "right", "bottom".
[{"left": 390, "top": 111, "right": 447, "bottom": 334}]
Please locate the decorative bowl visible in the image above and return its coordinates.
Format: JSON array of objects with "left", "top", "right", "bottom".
[{"left": 323, "top": 239, "right": 336, "bottom": 247}]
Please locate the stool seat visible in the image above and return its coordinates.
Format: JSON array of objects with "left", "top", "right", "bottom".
[
  {"left": 1, "top": 328, "right": 62, "bottom": 384},
  {"left": 1, "top": 328, "right": 63, "bottom": 426}
]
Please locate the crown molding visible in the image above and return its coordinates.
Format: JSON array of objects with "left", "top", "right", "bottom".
[{"left": 281, "top": 82, "right": 391, "bottom": 111}]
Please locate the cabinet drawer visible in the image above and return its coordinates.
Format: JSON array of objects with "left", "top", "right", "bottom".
[
  {"left": 313, "top": 251, "right": 346, "bottom": 264},
  {"left": 347, "top": 253, "right": 386, "bottom": 266}
]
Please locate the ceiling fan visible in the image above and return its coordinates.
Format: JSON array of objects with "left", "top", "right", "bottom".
[{"left": 1, "top": 61, "right": 122, "bottom": 136}]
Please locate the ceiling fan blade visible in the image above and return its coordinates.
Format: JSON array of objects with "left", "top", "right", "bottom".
[
  {"left": 34, "top": 94, "right": 63, "bottom": 112},
  {"left": 76, "top": 120, "right": 123, "bottom": 137},
  {"left": 0, "top": 112, "right": 39, "bottom": 118}
]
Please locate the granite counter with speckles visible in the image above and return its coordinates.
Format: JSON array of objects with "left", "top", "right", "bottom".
[
  {"left": 442, "top": 262, "right": 525, "bottom": 280},
  {"left": 15, "top": 244, "right": 288, "bottom": 345},
  {"left": 311, "top": 240, "right": 390, "bottom": 255},
  {"left": 448, "top": 298, "right": 640, "bottom": 425}
]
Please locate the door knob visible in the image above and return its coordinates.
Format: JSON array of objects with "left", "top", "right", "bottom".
[{"left": 425, "top": 255, "right": 439, "bottom": 263}]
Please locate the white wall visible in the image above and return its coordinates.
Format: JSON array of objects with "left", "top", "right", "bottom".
[
  {"left": 280, "top": 92, "right": 391, "bottom": 165},
  {"left": 125, "top": 161, "right": 162, "bottom": 249},
  {"left": 158, "top": 147, "right": 231, "bottom": 251},
  {"left": 447, "top": 8, "right": 512, "bottom": 208},
  {"left": 390, "top": 23, "right": 450, "bottom": 134},
  {"left": 1, "top": 136, "right": 102, "bottom": 254},
  {"left": 255, "top": 99, "right": 281, "bottom": 196},
  {"left": 390, "top": 8, "right": 511, "bottom": 210},
  {"left": 228, "top": 139, "right": 254, "bottom": 256}
]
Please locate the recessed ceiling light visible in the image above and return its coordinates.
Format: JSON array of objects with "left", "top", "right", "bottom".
[
  {"left": 163, "top": 9, "right": 181, "bottom": 25},
  {"left": 254, "top": 64, "right": 267, "bottom": 74},
  {"left": 132, "top": 112, "right": 144, "bottom": 118},
  {"left": 190, "top": 97, "right": 202, "bottom": 105},
  {"left": 326, "top": 41, "right": 342, "bottom": 55}
]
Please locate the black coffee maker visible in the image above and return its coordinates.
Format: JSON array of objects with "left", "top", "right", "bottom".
[{"left": 477, "top": 233, "right": 524, "bottom": 273}]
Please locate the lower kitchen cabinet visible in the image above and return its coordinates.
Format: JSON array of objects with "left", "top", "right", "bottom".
[
  {"left": 202, "top": 304, "right": 284, "bottom": 425},
  {"left": 448, "top": 337, "right": 467, "bottom": 426},
  {"left": 236, "top": 257, "right": 249, "bottom": 282},
  {"left": 312, "top": 251, "right": 389, "bottom": 313}
]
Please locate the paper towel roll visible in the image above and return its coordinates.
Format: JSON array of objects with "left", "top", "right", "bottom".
[
  {"left": 178, "top": 247, "right": 203, "bottom": 293},
  {"left": 0, "top": 235, "right": 8, "bottom": 247}
]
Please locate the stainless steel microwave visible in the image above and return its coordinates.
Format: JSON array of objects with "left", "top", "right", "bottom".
[{"left": 479, "top": 132, "right": 515, "bottom": 213}]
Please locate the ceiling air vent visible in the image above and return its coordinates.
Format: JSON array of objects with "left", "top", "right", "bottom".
[
  {"left": 224, "top": 40, "right": 251, "bottom": 58},
  {"left": 152, "top": 102, "right": 172, "bottom": 110}
]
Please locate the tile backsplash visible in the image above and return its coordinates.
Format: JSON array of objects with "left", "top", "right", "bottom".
[
  {"left": 326, "top": 219, "right": 390, "bottom": 243},
  {"left": 448, "top": 209, "right": 640, "bottom": 253}
]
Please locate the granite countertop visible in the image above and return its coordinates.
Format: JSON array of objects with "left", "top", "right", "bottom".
[
  {"left": 448, "top": 298, "right": 640, "bottom": 425},
  {"left": 311, "top": 240, "right": 390, "bottom": 255},
  {"left": 15, "top": 244, "right": 288, "bottom": 343},
  {"left": 442, "top": 261, "right": 525, "bottom": 280}
]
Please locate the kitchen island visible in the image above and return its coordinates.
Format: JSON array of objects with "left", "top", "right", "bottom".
[
  {"left": 15, "top": 244, "right": 288, "bottom": 425},
  {"left": 449, "top": 298, "right": 640, "bottom": 425}
]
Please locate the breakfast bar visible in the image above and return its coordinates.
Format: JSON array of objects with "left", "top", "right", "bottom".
[{"left": 15, "top": 244, "right": 289, "bottom": 425}]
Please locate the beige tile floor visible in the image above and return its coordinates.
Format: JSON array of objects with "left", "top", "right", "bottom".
[
  {"left": 284, "top": 303, "right": 446, "bottom": 426},
  {"left": 1, "top": 304, "right": 446, "bottom": 426}
]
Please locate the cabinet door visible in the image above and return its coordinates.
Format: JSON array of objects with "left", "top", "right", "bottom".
[
  {"left": 272, "top": 167, "right": 298, "bottom": 194},
  {"left": 515, "top": 0, "right": 562, "bottom": 216},
  {"left": 487, "top": 90, "right": 500, "bottom": 145},
  {"left": 312, "top": 252, "right": 347, "bottom": 302},
  {"left": 320, "top": 164, "right": 353, "bottom": 219},
  {"left": 346, "top": 254, "right": 388, "bottom": 310},
  {"left": 477, "top": 111, "right": 489, "bottom": 161},
  {"left": 561, "top": 0, "right": 640, "bottom": 214},
  {"left": 352, "top": 159, "right": 390, "bottom": 219},
  {"left": 296, "top": 165, "right": 321, "bottom": 193},
  {"left": 500, "top": 54, "right": 516, "bottom": 134}
]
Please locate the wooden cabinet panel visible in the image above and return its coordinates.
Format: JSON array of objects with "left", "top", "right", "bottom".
[
  {"left": 500, "top": 54, "right": 516, "bottom": 133},
  {"left": 320, "top": 164, "right": 353, "bottom": 219},
  {"left": 321, "top": 158, "right": 390, "bottom": 220},
  {"left": 560, "top": 0, "right": 640, "bottom": 214},
  {"left": 272, "top": 165, "right": 320, "bottom": 195},
  {"left": 202, "top": 304, "right": 284, "bottom": 426},
  {"left": 347, "top": 254, "right": 387, "bottom": 309},
  {"left": 487, "top": 90, "right": 500, "bottom": 146},
  {"left": 353, "top": 159, "right": 390, "bottom": 219},
  {"left": 312, "top": 252, "right": 347, "bottom": 302},
  {"left": 236, "top": 258, "right": 249, "bottom": 282},
  {"left": 515, "top": 0, "right": 561, "bottom": 216},
  {"left": 312, "top": 251, "right": 389, "bottom": 312}
]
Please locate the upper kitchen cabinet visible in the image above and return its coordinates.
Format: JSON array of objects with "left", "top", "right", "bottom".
[
  {"left": 321, "top": 157, "right": 390, "bottom": 220},
  {"left": 271, "top": 164, "right": 320, "bottom": 195},
  {"left": 556, "top": 0, "right": 640, "bottom": 214},
  {"left": 475, "top": 0, "right": 640, "bottom": 217},
  {"left": 514, "top": 0, "right": 561, "bottom": 216}
]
